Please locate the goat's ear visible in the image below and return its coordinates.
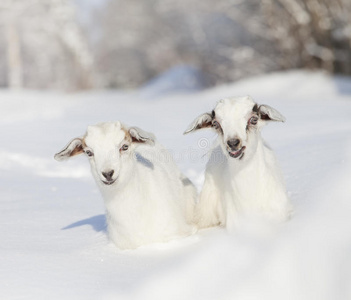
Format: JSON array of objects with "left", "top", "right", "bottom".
[
  {"left": 183, "top": 112, "right": 213, "bottom": 134},
  {"left": 129, "top": 127, "right": 155, "bottom": 146},
  {"left": 256, "top": 104, "right": 286, "bottom": 122},
  {"left": 54, "top": 138, "right": 85, "bottom": 161}
]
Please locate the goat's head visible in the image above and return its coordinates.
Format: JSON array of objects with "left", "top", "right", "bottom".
[
  {"left": 184, "top": 96, "right": 285, "bottom": 160},
  {"left": 54, "top": 122, "right": 155, "bottom": 186}
]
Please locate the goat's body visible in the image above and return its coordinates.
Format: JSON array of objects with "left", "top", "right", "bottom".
[
  {"left": 55, "top": 122, "right": 197, "bottom": 250},
  {"left": 196, "top": 136, "right": 291, "bottom": 229},
  {"left": 100, "top": 142, "right": 196, "bottom": 249},
  {"left": 186, "top": 96, "right": 291, "bottom": 229}
]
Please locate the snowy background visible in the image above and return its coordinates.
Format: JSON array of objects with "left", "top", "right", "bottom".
[
  {"left": 1, "top": 71, "right": 351, "bottom": 299},
  {"left": 1, "top": 0, "right": 351, "bottom": 299}
]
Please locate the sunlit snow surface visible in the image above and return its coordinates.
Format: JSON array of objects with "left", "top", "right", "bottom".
[{"left": 1, "top": 71, "right": 350, "bottom": 300}]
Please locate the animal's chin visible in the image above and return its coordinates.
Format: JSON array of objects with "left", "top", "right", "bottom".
[
  {"left": 228, "top": 146, "right": 246, "bottom": 159},
  {"left": 102, "top": 178, "right": 117, "bottom": 186}
]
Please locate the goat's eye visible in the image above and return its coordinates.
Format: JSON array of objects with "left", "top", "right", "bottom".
[
  {"left": 85, "top": 149, "right": 94, "bottom": 157},
  {"left": 249, "top": 116, "right": 258, "bottom": 125},
  {"left": 212, "top": 121, "right": 221, "bottom": 130},
  {"left": 120, "top": 144, "right": 129, "bottom": 151}
]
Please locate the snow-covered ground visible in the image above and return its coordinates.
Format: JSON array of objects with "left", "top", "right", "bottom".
[{"left": 1, "top": 71, "right": 351, "bottom": 300}]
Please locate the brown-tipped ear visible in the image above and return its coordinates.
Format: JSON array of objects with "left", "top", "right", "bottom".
[
  {"left": 54, "top": 138, "right": 85, "bottom": 161},
  {"left": 256, "top": 104, "right": 286, "bottom": 122},
  {"left": 183, "top": 112, "right": 213, "bottom": 134},
  {"left": 129, "top": 127, "right": 155, "bottom": 146}
]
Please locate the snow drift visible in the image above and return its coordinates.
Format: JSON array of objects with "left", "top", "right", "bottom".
[{"left": 0, "top": 70, "right": 350, "bottom": 300}]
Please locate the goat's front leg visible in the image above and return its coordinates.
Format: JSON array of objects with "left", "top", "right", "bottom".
[
  {"left": 223, "top": 194, "right": 240, "bottom": 232},
  {"left": 194, "top": 173, "right": 224, "bottom": 229}
]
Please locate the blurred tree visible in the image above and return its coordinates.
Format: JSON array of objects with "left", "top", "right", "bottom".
[
  {"left": 1, "top": 0, "right": 350, "bottom": 90},
  {"left": 92, "top": 0, "right": 351, "bottom": 88},
  {"left": 261, "top": 0, "right": 351, "bottom": 74},
  {"left": 92, "top": 0, "right": 182, "bottom": 88},
  {"left": 90, "top": 0, "right": 286, "bottom": 88},
  {"left": 0, "top": 0, "right": 94, "bottom": 90}
]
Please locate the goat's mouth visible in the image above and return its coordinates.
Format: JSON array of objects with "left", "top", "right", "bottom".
[
  {"left": 228, "top": 146, "right": 246, "bottom": 159},
  {"left": 102, "top": 178, "right": 117, "bottom": 185}
]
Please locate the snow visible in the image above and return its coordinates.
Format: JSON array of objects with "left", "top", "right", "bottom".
[{"left": 1, "top": 70, "right": 351, "bottom": 300}]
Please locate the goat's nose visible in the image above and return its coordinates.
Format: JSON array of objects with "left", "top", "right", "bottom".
[
  {"left": 102, "top": 170, "right": 114, "bottom": 181},
  {"left": 227, "top": 138, "right": 241, "bottom": 150}
]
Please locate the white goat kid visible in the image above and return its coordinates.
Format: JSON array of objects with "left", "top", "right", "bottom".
[
  {"left": 55, "top": 122, "right": 196, "bottom": 249},
  {"left": 184, "top": 96, "right": 291, "bottom": 230}
]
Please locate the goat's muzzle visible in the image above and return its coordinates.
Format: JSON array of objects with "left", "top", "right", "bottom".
[
  {"left": 227, "top": 138, "right": 241, "bottom": 150},
  {"left": 102, "top": 178, "right": 117, "bottom": 185},
  {"left": 228, "top": 146, "right": 246, "bottom": 159},
  {"left": 101, "top": 170, "right": 117, "bottom": 185}
]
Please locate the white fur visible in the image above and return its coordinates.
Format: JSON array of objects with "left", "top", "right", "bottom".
[
  {"left": 55, "top": 122, "right": 196, "bottom": 249},
  {"left": 185, "top": 96, "right": 292, "bottom": 230}
]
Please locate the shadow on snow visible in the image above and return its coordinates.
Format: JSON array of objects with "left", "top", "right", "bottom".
[{"left": 62, "top": 214, "right": 107, "bottom": 232}]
